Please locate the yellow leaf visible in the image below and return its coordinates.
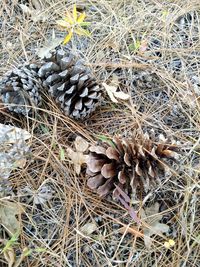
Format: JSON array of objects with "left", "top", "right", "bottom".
[
  {"left": 64, "top": 11, "right": 74, "bottom": 24},
  {"left": 74, "top": 27, "right": 91, "bottom": 36},
  {"left": 73, "top": 4, "right": 77, "bottom": 21},
  {"left": 56, "top": 19, "right": 70, "bottom": 28},
  {"left": 77, "top": 12, "right": 86, "bottom": 23},
  {"left": 63, "top": 30, "right": 73, "bottom": 44},
  {"left": 164, "top": 241, "right": 170, "bottom": 249},
  {"left": 168, "top": 239, "right": 175, "bottom": 246}
]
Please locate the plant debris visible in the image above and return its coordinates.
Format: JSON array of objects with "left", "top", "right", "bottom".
[
  {"left": 67, "top": 136, "right": 89, "bottom": 174},
  {"left": 0, "top": 124, "right": 31, "bottom": 180},
  {"left": 0, "top": 200, "right": 22, "bottom": 236},
  {"left": 80, "top": 222, "right": 98, "bottom": 236},
  {"left": 140, "top": 202, "right": 169, "bottom": 249},
  {"left": 37, "top": 30, "right": 63, "bottom": 59},
  {"left": 20, "top": 184, "right": 54, "bottom": 205},
  {"left": 102, "top": 82, "right": 130, "bottom": 103},
  {"left": 19, "top": 2, "right": 48, "bottom": 22}
]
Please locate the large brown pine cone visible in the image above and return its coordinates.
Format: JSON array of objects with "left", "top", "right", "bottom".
[
  {"left": 86, "top": 134, "right": 179, "bottom": 198},
  {"left": 38, "top": 47, "right": 102, "bottom": 119},
  {"left": 0, "top": 64, "right": 42, "bottom": 115}
]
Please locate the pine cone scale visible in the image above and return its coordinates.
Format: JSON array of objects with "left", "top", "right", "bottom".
[
  {"left": 80, "top": 87, "right": 88, "bottom": 97},
  {"left": 87, "top": 174, "right": 105, "bottom": 189},
  {"left": 118, "top": 170, "right": 126, "bottom": 184},
  {"left": 101, "top": 162, "right": 117, "bottom": 178},
  {"left": 106, "top": 147, "right": 120, "bottom": 161},
  {"left": 87, "top": 156, "right": 106, "bottom": 173},
  {"left": 97, "top": 178, "right": 114, "bottom": 197}
]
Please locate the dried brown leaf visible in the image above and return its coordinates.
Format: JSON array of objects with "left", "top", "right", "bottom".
[
  {"left": 74, "top": 136, "right": 89, "bottom": 152},
  {"left": 67, "top": 136, "right": 89, "bottom": 174},
  {"left": 4, "top": 247, "right": 15, "bottom": 267},
  {"left": 113, "top": 91, "right": 130, "bottom": 100},
  {"left": 37, "top": 31, "right": 63, "bottom": 59},
  {"left": 0, "top": 201, "right": 22, "bottom": 236},
  {"left": 19, "top": 3, "right": 48, "bottom": 22},
  {"left": 0, "top": 124, "right": 31, "bottom": 179},
  {"left": 102, "top": 82, "right": 130, "bottom": 103},
  {"left": 141, "top": 202, "right": 169, "bottom": 249},
  {"left": 80, "top": 222, "right": 97, "bottom": 235},
  {"left": 102, "top": 83, "right": 118, "bottom": 103}
]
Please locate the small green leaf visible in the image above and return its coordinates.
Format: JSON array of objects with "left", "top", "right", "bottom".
[
  {"left": 111, "top": 103, "right": 117, "bottom": 109},
  {"left": 52, "top": 142, "right": 57, "bottom": 150},
  {"left": 35, "top": 247, "right": 47, "bottom": 253},
  {"left": 40, "top": 125, "right": 49, "bottom": 134},
  {"left": 23, "top": 248, "right": 33, "bottom": 257},
  {"left": 129, "top": 40, "right": 141, "bottom": 52},
  {"left": 135, "top": 40, "right": 141, "bottom": 50},
  {"left": 3, "top": 231, "right": 19, "bottom": 252},
  {"left": 79, "top": 22, "right": 91, "bottom": 27},
  {"left": 60, "top": 148, "right": 65, "bottom": 161},
  {"left": 97, "top": 135, "right": 116, "bottom": 148}
]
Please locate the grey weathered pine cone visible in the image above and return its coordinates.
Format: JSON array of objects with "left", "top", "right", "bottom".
[
  {"left": 131, "top": 71, "right": 160, "bottom": 90},
  {"left": 86, "top": 134, "right": 179, "bottom": 198},
  {"left": 0, "top": 64, "right": 42, "bottom": 115},
  {"left": 38, "top": 47, "right": 102, "bottom": 119}
]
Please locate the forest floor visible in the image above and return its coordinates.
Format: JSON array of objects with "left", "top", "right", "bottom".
[{"left": 0, "top": 0, "right": 200, "bottom": 266}]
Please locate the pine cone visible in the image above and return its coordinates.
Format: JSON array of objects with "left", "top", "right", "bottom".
[
  {"left": 38, "top": 47, "right": 102, "bottom": 119},
  {"left": 86, "top": 134, "right": 178, "bottom": 198},
  {"left": 0, "top": 64, "right": 42, "bottom": 115},
  {"left": 132, "top": 71, "right": 160, "bottom": 90}
]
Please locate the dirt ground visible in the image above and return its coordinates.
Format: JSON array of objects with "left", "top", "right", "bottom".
[{"left": 0, "top": 0, "right": 200, "bottom": 266}]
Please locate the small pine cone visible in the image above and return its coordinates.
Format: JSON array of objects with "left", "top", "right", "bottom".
[
  {"left": 0, "top": 64, "right": 42, "bottom": 115},
  {"left": 132, "top": 71, "right": 160, "bottom": 90},
  {"left": 86, "top": 134, "right": 179, "bottom": 198},
  {"left": 38, "top": 47, "right": 102, "bottom": 119}
]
